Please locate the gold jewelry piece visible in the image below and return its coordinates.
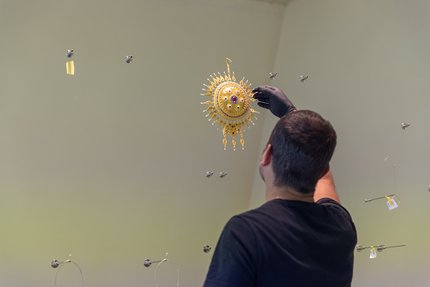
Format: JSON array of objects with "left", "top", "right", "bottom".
[
  {"left": 201, "top": 58, "right": 258, "bottom": 151},
  {"left": 66, "top": 60, "right": 75, "bottom": 75},
  {"left": 66, "top": 49, "right": 75, "bottom": 75}
]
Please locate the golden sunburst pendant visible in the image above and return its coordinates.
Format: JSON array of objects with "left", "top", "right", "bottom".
[{"left": 201, "top": 58, "right": 258, "bottom": 151}]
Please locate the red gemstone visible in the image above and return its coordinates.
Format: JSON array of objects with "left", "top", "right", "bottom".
[{"left": 231, "top": 95, "right": 238, "bottom": 103}]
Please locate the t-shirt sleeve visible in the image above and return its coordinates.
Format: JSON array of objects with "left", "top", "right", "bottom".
[
  {"left": 316, "top": 198, "right": 357, "bottom": 237},
  {"left": 316, "top": 198, "right": 352, "bottom": 219},
  {"left": 203, "top": 216, "right": 256, "bottom": 287}
]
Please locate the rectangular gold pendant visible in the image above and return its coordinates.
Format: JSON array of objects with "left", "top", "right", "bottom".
[{"left": 66, "top": 60, "right": 75, "bottom": 75}]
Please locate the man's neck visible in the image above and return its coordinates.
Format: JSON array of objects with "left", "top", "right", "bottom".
[{"left": 266, "top": 186, "right": 314, "bottom": 203}]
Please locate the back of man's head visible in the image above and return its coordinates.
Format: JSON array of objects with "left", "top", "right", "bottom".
[{"left": 267, "top": 110, "right": 337, "bottom": 194}]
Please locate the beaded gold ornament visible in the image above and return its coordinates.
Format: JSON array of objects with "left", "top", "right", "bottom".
[{"left": 201, "top": 58, "right": 258, "bottom": 151}]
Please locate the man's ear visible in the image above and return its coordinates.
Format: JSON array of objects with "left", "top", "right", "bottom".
[{"left": 260, "top": 144, "right": 273, "bottom": 166}]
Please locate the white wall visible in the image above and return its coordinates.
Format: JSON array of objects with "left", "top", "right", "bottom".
[
  {"left": 0, "top": 0, "right": 285, "bottom": 286},
  {"left": 250, "top": 0, "right": 430, "bottom": 286}
]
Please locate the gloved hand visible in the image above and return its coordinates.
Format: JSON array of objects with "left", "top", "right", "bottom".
[{"left": 253, "top": 85, "right": 296, "bottom": 118}]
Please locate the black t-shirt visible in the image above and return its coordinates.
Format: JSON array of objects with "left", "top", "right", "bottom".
[{"left": 204, "top": 198, "right": 357, "bottom": 287}]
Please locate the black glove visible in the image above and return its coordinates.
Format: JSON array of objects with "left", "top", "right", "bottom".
[{"left": 253, "top": 85, "right": 296, "bottom": 118}]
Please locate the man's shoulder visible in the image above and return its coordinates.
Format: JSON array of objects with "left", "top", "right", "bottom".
[
  {"left": 221, "top": 206, "right": 264, "bottom": 234},
  {"left": 232, "top": 202, "right": 272, "bottom": 220},
  {"left": 316, "top": 198, "right": 354, "bottom": 219},
  {"left": 227, "top": 201, "right": 284, "bottom": 230}
]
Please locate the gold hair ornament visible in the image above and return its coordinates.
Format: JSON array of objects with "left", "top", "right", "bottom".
[{"left": 201, "top": 58, "right": 258, "bottom": 151}]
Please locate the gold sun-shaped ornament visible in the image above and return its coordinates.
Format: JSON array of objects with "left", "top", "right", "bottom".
[{"left": 201, "top": 58, "right": 258, "bottom": 151}]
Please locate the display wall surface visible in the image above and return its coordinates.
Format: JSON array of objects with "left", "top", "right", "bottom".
[
  {"left": 3, "top": 0, "right": 430, "bottom": 286},
  {"left": 0, "top": 0, "right": 285, "bottom": 286},
  {"left": 250, "top": 0, "right": 430, "bottom": 286}
]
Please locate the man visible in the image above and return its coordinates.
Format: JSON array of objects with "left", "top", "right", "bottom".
[{"left": 204, "top": 86, "right": 357, "bottom": 287}]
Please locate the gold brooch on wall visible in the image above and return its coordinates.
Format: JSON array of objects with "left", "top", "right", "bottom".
[{"left": 201, "top": 58, "right": 258, "bottom": 151}]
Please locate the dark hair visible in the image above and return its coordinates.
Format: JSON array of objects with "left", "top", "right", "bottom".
[{"left": 267, "top": 110, "right": 337, "bottom": 194}]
